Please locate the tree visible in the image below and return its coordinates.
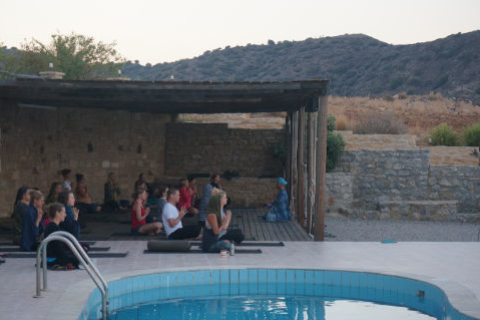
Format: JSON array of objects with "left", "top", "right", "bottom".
[{"left": 16, "top": 32, "right": 125, "bottom": 79}]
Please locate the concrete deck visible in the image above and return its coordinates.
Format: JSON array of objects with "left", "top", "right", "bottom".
[{"left": 0, "top": 241, "right": 479, "bottom": 319}]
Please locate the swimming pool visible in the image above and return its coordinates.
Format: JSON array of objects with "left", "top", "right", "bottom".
[{"left": 78, "top": 269, "right": 478, "bottom": 320}]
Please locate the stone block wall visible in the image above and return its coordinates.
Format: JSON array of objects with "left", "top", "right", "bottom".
[
  {"left": 0, "top": 100, "right": 171, "bottom": 218},
  {"left": 428, "top": 165, "right": 480, "bottom": 213},
  {"left": 327, "top": 149, "right": 480, "bottom": 221},
  {"left": 165, "top": 123, "right": 284, "bottom": 178},
  {"left": 344, "top": 150, "right": 430, "bottom": 210}
]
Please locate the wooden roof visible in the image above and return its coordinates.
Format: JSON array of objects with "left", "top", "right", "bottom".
[{"left": 0, "top": 78, "right": 329, "bottom": 114}]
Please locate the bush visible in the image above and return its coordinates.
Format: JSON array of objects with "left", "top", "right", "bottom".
[
  {"left": 429, "top": 123, "right": 459, "bottom": 146},
  {"left": 353, "top": 111, "right": 407, "bottom": 134},
  {"left": 327, "top": 115, "right": 336, "bottom": 131},
  {"left": 463, "top": 123, "right": 480, "bottom": 147},
  {"left": 327, "top": 132, "right": 346, "bottom": 172}
]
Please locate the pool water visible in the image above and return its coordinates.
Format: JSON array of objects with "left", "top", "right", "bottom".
[
  {"left": 80, "top": 269, "right": 476, "bottom": 320},
  {"left": 109, "top": 296, "right": 436, "bottom": 320}
]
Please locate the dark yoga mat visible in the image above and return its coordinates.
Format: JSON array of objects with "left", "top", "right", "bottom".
[
  {"left": 190, "top": 241, "right": 284, "bottom": 247},
  {"left": 0, "top": 241, "right": 96, "bottom": 246},
  {"left": 0, "top": 246, "right": 110, "bottom": 253},
  {"left": 5, "top": 252, "right": 128, "bottom": 258},
  {"left": 143, "top": 249, "right": 262, "bottom": 254}
]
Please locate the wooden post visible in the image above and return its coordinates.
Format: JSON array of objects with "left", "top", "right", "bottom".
[
  {"left": 297, "top": 107, "right": 306, "bottom": 227},
  {"left": 290, "top": 111, "right": 298, "bottom": 219},
  {"left": 306, "top": 111, "right": 316, "bottom": 235},
  {"left": 285, "top": 113, "right": 292, "bottom": 189},
  {"left": 313, "top": 96, "right": 328, "bottom": 241}
]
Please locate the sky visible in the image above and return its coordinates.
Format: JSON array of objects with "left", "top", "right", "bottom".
[{"left": 1, "top": 0, "right": 479, "bottom": 65}]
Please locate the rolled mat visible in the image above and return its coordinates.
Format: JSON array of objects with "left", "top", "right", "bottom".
[
  {"left": 147, "top": 240, "right": 191, "bottom": 252},
  {"left": 144, "top": 249, "right": 262, "bottom": 254}
]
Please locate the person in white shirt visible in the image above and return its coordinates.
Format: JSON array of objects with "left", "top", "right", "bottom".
[{"left": 162, "top": 187, "right": 201, "bottom": 240}]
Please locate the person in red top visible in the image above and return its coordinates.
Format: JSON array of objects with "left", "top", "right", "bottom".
[
  {"left": 131, "top": 188, "right": 163, "bottom": 236},
  {"left": 177, "top": 178, "right": 199, "bottom": 215}
]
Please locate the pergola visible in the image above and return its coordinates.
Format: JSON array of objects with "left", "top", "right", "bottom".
[{"left": 0, "top": 78, "right": 330, "bottom": 240}]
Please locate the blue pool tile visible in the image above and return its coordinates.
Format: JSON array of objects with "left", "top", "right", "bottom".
[
  {"left": 177, "top": 272, "right": 186, "bottom": 285},
  {"left": 239, "top": 283, "right": 249, "bottom": 295},
  {"left": 249, "top": 280, "right": 259, "bottom": 295},
  {"left": 258, "top": 269, "right": 267, "bottom": 283},
  {"left": 239, "top": 269, "right": 248, "bottom": 282},
  {"left": 211, "top": 270, "right": 220, "bottom": 283},
  {"left": 259, "top": 282, "right": 268, "bottom": 295},
  {"left": 366, "top": 273, "right": 376, "bottom": 289},
  {"left": 185, "top": 272, "right": 194, "bottom": 285},
  {"left": 332, "top": 271, "right": 341, "bottom": 286},
  {"left": 160, "top": 274, "right": 169, "bottom": 287},
  {"left": 314, "top": 270, "right": 323, "bottom": 286},
  {"left": 211, "top": 282, "right": 221, "bottom": 296},
  {"left": 305, "top": 270, "right": 314, "bottom": 284},
  {"left": 359, "top": 273, "right": 367, "bottom": 288},
  {"left": 267, "top": 278, "right": 277, "bottom": 295},
  {"left": 230, "top": 269, "right": 239, "bottom": 284},
  {"left": 277, "top": 269, "right": 287, "bottom": 283},
  {"left": 295, "top": 270, "right": 305, "bottom": 284},
  {"left": 286, "top": 283, "right": 295, "bottom": 295},
  {"left": 248, "top": 269, "right": 258, "bottom": 283},
  {"left": 267, "top": 269, "right": 276, "bottom": 283},
  {"left": 230, "top": 281, "right": 239, "bottom": 296},
  {"left": 324, "top": 271, "right": 334, "bottom": 286},
  {"left": 286, "top": 270, "right": 295, "bottom": 283},
  {"left": 193, "top": 271, "right": 203, "bottom": 284},
  {"left": 341, "top": 272, "right": 351, "bottom": 287},
  {"left": 350, "top": 272, "right": 360, "bottom": 288},
  {"left": 220, "top": 270, "right": 229, "bottom": 284},
  {"left": 359, "top": 287, "right": 368, "bottom": 300}
]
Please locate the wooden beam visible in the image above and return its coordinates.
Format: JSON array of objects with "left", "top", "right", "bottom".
[
  {"left": 297, "top": 107, "right": 306, "bottom": 227},
  {"left": 306, "top": 111, "right": 316, "bottom": 235},
  {"left": 313, "top": 96, "right": 328, "bottom": 241}
]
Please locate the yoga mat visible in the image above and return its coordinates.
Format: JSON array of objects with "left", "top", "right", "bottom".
[
  {"left": 5, "top": 252, "right": 128, "bottom": 258},
  {"left": 143, "top": 249, "right": 262, "bottom": 254},
  {"left": 0, "top": 246, "right": 110, "bottom": 253}
]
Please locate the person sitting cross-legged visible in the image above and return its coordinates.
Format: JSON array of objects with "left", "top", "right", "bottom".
[
  {"left": 131, "top": 188, "right": 163, "bottom": 236},
  {"left": 201, "top": 189, "right": 244, "bottom": 252},
  {"left": 162, "top": 187, "right": 201, "bottom": 240},
  {"left": 44, "top": 203, "right": 79, "bottom": 270}
]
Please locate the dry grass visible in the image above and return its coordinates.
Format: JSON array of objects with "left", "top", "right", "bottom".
[
  {"left": 178, "top": 94, "right": 480, "bottom": 145},
  {"left": 353, "top": 110, "right": 407, "bottom": 134},
  {"left": 328, "top": 94, "right": 480, "bottom": 143}
]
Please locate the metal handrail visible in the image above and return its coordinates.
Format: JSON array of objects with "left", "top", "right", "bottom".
[{"left": 35, "top": 232, "right": 109, "bottom": 320}]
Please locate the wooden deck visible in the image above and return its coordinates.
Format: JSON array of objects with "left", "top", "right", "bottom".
[{"left": 230, "top": 208, "right": 312, "bottom": 241}]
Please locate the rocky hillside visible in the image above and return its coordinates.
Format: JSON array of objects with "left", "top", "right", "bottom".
[{"left": 123, "top": 31, "right": 480, "bottom": 105}]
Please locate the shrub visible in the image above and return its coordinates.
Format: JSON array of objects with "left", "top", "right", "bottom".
[
  {"left": 327, "top": 115, "right": 336, "bottom": 131},
  {"left": 326, "top": 132, "right": 346, "bottom": 172},
  {"left": 429, "top": 123, "right": 459, "bottom": 146},
  {"left": 353, "top": 111, "right": 407, "bottom": 134},
  {"left": 463, "top": 123, "right": 480, "bottom": 147}
]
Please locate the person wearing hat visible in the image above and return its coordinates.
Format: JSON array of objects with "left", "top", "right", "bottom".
[{"left": 265, "top": 177, "right": 291, "bottom": 222}]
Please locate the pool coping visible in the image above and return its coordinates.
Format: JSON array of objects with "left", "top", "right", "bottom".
[{"left": 49, "top": 264, "right": 480, "bottom": 320}]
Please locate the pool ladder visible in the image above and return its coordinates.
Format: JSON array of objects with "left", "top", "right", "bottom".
[{"left": 35, "top": 231, "right": 109, "bottom": 320}]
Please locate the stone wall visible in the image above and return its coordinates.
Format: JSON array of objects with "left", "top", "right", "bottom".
[
  {"left": 165, "top": 123, "right": 284, "bottom": 178},
  {"left": 326, "top": 149, "right": 480, "bottom": 221},
  {"left": 428, "top": 165, "right": 480, "bottom": 213},
  {"left": 0, "top": 100, "right": 172, "bottom": 218}
]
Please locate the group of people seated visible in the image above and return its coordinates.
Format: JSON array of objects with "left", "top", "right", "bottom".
[
  {"left": 11, "top": 169, "right": 291, "bottom": 267},
  {"left": 130, "top": 173, "right": 244, "bottom": 252}
]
